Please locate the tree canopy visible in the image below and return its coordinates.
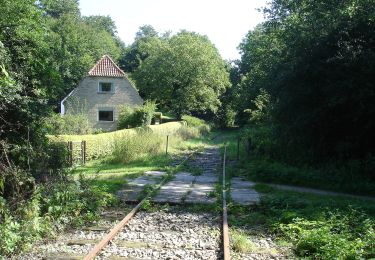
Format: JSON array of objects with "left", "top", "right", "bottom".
[
  {"left": 1, "top": 0, "right": 125, "bottom": 168},
  {"left": 234, "top": 0, "right": 375, "bottom": 160},
  {"left": 132, "top": 31, "right": 230, "bottom": 118}
]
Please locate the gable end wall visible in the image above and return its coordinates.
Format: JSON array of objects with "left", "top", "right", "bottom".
[{"left": 65, "top": 76, "right": 143, "bottom": 131}]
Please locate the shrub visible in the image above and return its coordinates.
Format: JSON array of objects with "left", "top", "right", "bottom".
[
  {"left": 181, "top": 115, "right": 207, "bottom": 127},
  {"left": 117, "top": 101, "right": 157, "bottom": 129},
  {"left": 215, "top": 105, "right": 237, "bottom": 128},
  {"left": 135, "top": 100, "right": 157, "bottom": 126},
  {"left": 279, "top": 209, "right": 375, "bottom": 259},
  {"left": 117, "top": 105, "right": 135, "bottom": 129},
  {"left": 0, "top": 175, "right": 115, "bottom": 257},
  {"left": 181, "top": 115, "right": 211, "bottom": 135},
  {"left": 44, "top": 113, "right": 93, "bottom": 135}
]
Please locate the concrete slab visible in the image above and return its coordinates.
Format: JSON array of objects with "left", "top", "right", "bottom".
[
  {"left": 185, "top": 183, "right": 215, "bottom": 204},
  {"left": 118, "top": 175, "right": 160, "bottom": 202},
  {"left": 231, "top": 178, "right": 256, "bottom": 188},
  {"left": 231, "top": 177, "right": 260, "bottom": 205},
  {"left": 127, "top": 177, "right": 158, "bottom": 187},
  {"left": 195, "top": 175, "right": 217, "bottom": 184},
  {"left": 174, "top": 172, "right": 195, "bottom": 182},
  {"left": 144, "top": 171, "right": 167, "bottom": 177},
  {"left": 152, "top": 180, "right": 192, "bottom": 203}
]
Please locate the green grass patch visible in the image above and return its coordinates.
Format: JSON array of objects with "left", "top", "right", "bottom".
[
  {"left": 229, "top": 189, "right": 375, "bottom": 259},
  {"left": 73, "top": 154, "right": 172, "bottom": 194},
  {"left": 236, "top": 157, "right": 375, "bottom": 196},
  {"left": 231, "top": 229, "right": 256, "bottom": 253}
]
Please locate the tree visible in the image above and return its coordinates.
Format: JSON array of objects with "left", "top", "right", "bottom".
[
  {"left": 119, "top": 25, "right": 162, "bottom": 73},
  {"left": 133, "top": 31, "right": 230, "bottom": 118},
  {"left": 83, "top": 15, "right": 118, "bottom": 36},
  {"left": 237, "top": 0, "right": 375, "bottom": 160}
]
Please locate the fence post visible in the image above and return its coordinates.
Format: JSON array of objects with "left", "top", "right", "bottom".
[
  {"left": 81, "top": 141, "right": 86, "bottom": 165},
  {"left": 68, "top": 141, "right": 73, "bottom": 166},
  {"left": 237, "top": 137, "right": 240, "bottom": 161},
  {"left": 166, "top": 135, "right": 169, "bottom": 155},
  {"left": 246, "top": 138, "right": 252, "bottom": 157}
]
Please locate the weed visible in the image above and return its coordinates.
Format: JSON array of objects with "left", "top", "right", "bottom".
[{"left": 231, "top": 229, "right": 256, "bottom": 253}]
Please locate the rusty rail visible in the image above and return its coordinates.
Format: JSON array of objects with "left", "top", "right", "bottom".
[
  {"left": 83, "top": 147, "right": 201, "bottom": 260},
  {"left": 222, "top": 144, "right": 230, "bottom": 260}
]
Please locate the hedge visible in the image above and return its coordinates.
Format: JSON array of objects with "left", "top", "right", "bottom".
[{"left": 47, "top": 122, "right": 186, "bottom": 161}]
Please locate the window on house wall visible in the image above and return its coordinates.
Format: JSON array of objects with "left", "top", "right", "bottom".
[
  {"left": 98, "top": 82, "right": 113, "bottom": 93},
  {"left": 98, "top": 108, "right": 114, "bottom": 122}
]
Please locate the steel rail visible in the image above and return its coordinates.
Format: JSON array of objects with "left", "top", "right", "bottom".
[
  {"left": 83, "top": 148, "right": 201, "bottom": 260},
  {"left": 222, "top": 144, "right": 231, "bottom": 260}
]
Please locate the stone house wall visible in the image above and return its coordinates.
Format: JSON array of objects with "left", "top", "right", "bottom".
[{"left": 65, "top": 76, "right": 143, "bottom": 131}]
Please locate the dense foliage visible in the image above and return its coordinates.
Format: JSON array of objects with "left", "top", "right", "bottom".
[
  {"left": 117, "top": 101, "right": 157, "bottom": 129},
  {"left": 0, "top": 174, "right": 115, "bottom": 256},
  {"left": 232, "top": 0, "right": 375, "bottom": 164},
  {"left": 0, "top": 0, "right": 125, "bottom": 256},
  {"left": 0, "top": 0, "right": 124, "bottom": 168},
  {"left": 129, "top": 31, "right": 230, "bottom": 118}
]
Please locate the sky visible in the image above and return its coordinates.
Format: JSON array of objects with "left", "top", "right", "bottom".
[{"left": 79, "top": 0, "right": 268, "bottom": 60}]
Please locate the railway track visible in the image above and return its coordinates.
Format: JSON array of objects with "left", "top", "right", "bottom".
[{"left": 19, "top": 144, "right": 231, "bottom": 260}]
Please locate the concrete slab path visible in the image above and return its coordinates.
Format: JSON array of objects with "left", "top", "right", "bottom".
[
  {"left": 230, "top": 177, "right": 260, "bottom": 205},
  {"left": 154, "top": 146, "right": 221, "bottom": 204},
  {"left": 117, "top": 171, "right": 166, "bottom": 202}
]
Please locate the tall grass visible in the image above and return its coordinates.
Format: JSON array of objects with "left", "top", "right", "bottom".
[
  {"left": 111, "top": 125, "right": 210, "bottom": 164},
  {"left": 112, "top": 130, "right": 164, "bottom": 163}
]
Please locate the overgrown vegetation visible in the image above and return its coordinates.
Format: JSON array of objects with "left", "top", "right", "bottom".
[
  {"left": 229, "top": 188, "right": 375, "bottom": 259},
  {"left": 117, "top": 100, "right": 157, "bottom": 129},
  {"left": 44, "top": 113, "right": 93, "bottom": 135},
  {"left": 0, "top": 171, "right": 115, "bottom": 257},
  {"left": 224, "top": 126, "right": 375, "bottom": 196}
]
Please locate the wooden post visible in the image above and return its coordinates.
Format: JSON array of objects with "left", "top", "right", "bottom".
[
  {"left": 247, "top": 138, "right": 251, "bottom": 157},
  {"left": 237, "top": 137, "right": 240, "bottom": 161},
  {"left": 68, "top": 141, "right": 73, "bottom": 166},
  {"left": 82, "top": 141, "right": 86, "bottom": 165},
  {"left": 166, "top": 135, "right": 169, "bottom": 155}
]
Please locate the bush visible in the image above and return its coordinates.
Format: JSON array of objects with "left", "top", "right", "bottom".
[
  {"left": 117, "top": 101, "right": 157, "bottom": 129},
  {"left": 0, "top": 175, "right": 115, "bottom": 257},
  {"left": 279, "top": 209, "right": 375, "bottom": 259},
  {"left": 181, "top": 115, "right": 211, "bottom": 135},
  {"left": 181, "top": 115, "right": 206, "bottom": 127},
  {"left": 44, "top": 113, "right": 93, "bottom": 135},
  {"left": 117, "top": 105, "right": 135, "bottom": 129},
  {"left": 135, "top": 100, "right": 157, "bottom": 126}
]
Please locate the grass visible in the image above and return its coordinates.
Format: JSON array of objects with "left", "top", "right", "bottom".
[
  {"left": 231, "top": 229, "right": 256, "bottom": 253},
  {"left": 72, "top": 154, "right": 172, "bottom": 194},
  {"left": 228, "top": 188, "right": 375, "bottom": 259},
  {"left": 71, "top": 126, "right": 211, "bottom": 194},
  {"left": 213, "top": 127, "right": 375, "bottom": 197}
]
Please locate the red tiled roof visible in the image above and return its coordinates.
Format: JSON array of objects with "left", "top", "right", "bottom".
[{"left": 88, "top": 55, "right": 125, "bottom": 77}]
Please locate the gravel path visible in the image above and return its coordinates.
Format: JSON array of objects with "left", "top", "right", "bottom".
[
  {"left": 16, "top": 207, "right": 222, "bottom": 260},
  {"left": 99, "top": 208, "right": 222, "bottom": 259},
  {"left": 15, "top": 208, "right": 131, "bottom": 260}
]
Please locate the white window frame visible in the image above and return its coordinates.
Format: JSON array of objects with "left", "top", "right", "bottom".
[
  {"left": 97, "top": 107, "right": 114, "bottom": 122},
  {"left": 98, "top": 82, "right": 114, "bottom": 93}
]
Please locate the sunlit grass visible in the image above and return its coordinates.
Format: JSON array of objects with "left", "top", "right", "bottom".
[{"left": 231, "top": 229, "right": 256, "bottom": 253}]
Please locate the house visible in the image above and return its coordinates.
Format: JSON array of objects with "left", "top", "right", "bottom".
[{"left": 60, "top": 55, "right": 143, "bottom": 131}]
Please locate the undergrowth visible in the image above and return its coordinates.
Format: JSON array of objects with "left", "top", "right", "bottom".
[
  {"left": 0, "top": 173, "right": 115, "bottom": 257},
  {"left": 228, "top": 189, "right": 375, "bottom": 259}
]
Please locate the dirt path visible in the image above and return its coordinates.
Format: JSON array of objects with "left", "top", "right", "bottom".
[{"left": 268, "top": 183, "right": 375, "bottom": 201}]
